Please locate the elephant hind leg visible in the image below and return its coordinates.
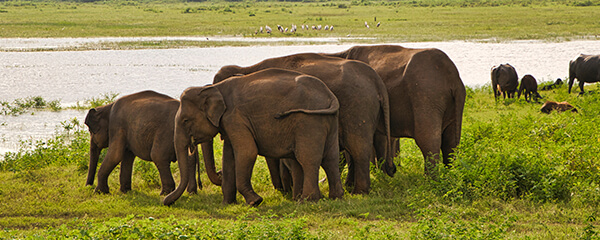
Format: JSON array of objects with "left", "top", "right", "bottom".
[
  {"left": 321, "top": 139, "right": 343, "bottom": 199},
  {"left": 344, "top": 140, "right": 373, "bottom": 195},
  {"left": 295, "top": 149, "right": 322, "bottom": 202},
  {"left": 118, "top": 150, "right": 136, "bottom": 193},
  {"left": 414, "top": 127, "right": 443, "bottom": 177}
]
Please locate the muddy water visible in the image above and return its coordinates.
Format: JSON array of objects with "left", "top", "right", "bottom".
[{"left": 1, "top": 39, "right": 599, "bottom": 155}]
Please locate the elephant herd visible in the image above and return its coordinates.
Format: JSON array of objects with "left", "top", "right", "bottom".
[
  {"left": 84, "top": 44, "right": 597, "bottom": 207},
  {"left": 492, "top": 54, "right": 600, "bottom": 104}
]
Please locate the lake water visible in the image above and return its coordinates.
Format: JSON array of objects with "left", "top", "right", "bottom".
[{"left": 1, "top": 38, "right": 599, "bottom": 155}]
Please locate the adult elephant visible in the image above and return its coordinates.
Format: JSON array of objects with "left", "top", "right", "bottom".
[
  {"left": 210, "top": 53, "right": 395, "bottom": 195},
  {"left": 84, "top": 90, "right": 221, "bottom": 195},
  {"left": 326, "top": 45, "right": 466, "bottom": 175},
  {"left": 569, "top": 54, "right": 600, "bottom": 94},
  {"left": 491, "top": 63, "right": 519, "bottom": 99},
  {"left": 163, "top": 69, "right": 343, "bottom": 206}
]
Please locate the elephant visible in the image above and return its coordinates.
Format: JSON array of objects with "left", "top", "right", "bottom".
[
  {"left": 163, "top": 68, "right": 344, "bottom": 206},
  {"left": 210, "top": 53, "right": 395, "bottom": 195},
  {"left": 491, "top": 63, "right": 519, "bottom": 99},
  {"left": 84, "top": 90, "right": 221, "bottom": 195},
  {"left": 540, "top": 101, "right": 578, "bottom": 114},
  {"left": 540, "top": 78, "right": 563, "bottom": 91},
  {"left": 325, "top": 45, "right": 466, "bottom": 176},
  {"left": 568, "top": 54, "right": 600, "bottom": 94},
  {"left": 518, "top": 74, "right": 542, "bottom": 102}
]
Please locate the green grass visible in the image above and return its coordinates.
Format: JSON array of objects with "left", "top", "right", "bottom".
[
  {"left": 1, "top": 0, "right": 599, "bottom": 49},
  {"left": 2, "top": 83, "right": 600, "bottom": 238}
]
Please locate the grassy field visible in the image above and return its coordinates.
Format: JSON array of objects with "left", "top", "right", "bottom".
[
  {"left": 1, "top": 0, "right": 600, "bottom": 47},
  {"left": 2, "top": 0, "right": 600, "bottom": 238},
  {"left": 2, "top": 82, "right": 600, "bottom": 238}
]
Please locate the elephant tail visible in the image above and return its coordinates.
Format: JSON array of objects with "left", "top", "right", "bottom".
[
  {"left": 452, "top": 80, "right": 467, "bottom": 152},
  {"left": 377, "top": 75, "right": 395, "bottom": 177},
  {"left": 275, "top": 98, "right": 339, "bottom": 119}
]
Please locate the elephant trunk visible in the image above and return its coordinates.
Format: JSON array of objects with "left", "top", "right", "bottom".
[
  {"left": 85, "top": 141, "right": 100, "bottom": 186},
  {"left": 201, "top": 140, "right": 222, "bottom": 186},
  {"left": 163, "top": 123, "right": 192, "bottom": 206}
]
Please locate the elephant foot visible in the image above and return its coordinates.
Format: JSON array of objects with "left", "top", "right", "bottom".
[
  {"left": 160, "top": 189, "right": 175, "bottom": 196},
  {"left": 222, "top": 198, "right": 238, "bottom": 205},
  {"left": 94, "top": 186, "right": 110, "bottom": 194},
  {"left": 120, "top": 187, "right": 132, "bottom": 194},
  {"left": 186, "top": 187, "right": 198, "bottom": 195},
  {"left": 246, "top": 196, "right": 263, "bottom": 207},
  {"left": 302, "top": 193, "right": 322, "bottom": 202},
  {"left": 351, "top": 187, "right": 369, "bottom": 195},
  {"left": 383, "top": 163, "right": 397, "bottom": 177}
]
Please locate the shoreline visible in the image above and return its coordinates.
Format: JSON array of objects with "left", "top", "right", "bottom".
[{"left": 1, "top": 36, "right": 598, "bottom": 52}]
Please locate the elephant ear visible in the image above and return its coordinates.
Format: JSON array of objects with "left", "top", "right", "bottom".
[
  {"left": 200, "top": 87, "right": 226, "bottom": 128},
  {"left": 84, "top": 108, "right": 102, "bottom": 134}
]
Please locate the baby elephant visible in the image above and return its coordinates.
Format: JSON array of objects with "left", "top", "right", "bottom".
[
  {"left": 518, "top": 74, "right": 542, "bottom": 102},
  {"left": 85, "top": 90, "right": 221, "bottom": 195},
  {"left": 540, "top": 78, "right": 563, "bottom": 91},
  {"left": 540, "top": 101, "right": 578, "bottom": 114}
]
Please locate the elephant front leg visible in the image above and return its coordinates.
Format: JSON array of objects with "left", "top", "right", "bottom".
[
  {"left": 221, "top": 140, "right": 237, "bottom": 205},
  {"left": 234, "top": 146, "right": 262, "bottom": 206},
  {"left": 86, "top": 142, "right": 101, "bottom": 186},
  {"left": 154, "top": 160, "right": 176, "bottom": 195}
]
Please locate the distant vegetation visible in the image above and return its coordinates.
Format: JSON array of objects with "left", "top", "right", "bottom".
[
  {"left": 1, "top": 0, "right": 599, "bottom": 46},
  {"left": 2, "top": 83, "right": 600, "bottom": 238}
]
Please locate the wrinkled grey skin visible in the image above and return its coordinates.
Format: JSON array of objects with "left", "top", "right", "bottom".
[
  {"left": 492, "top": 63, "right": 519, "bottom": 99},
  {"left": 84, "top": 90, "right": 220, "bottom": 195},
  {"left": 569, "top": 54, "right": 600, "bottom": 94},
  {"left": 326, "top": 45, "right": 466, "bottom": 176},
  {"left": 518, "top": 74, "right": 542, "bottom": 102},
  {"left": 163, "top": 69, "right": 344, "bottom": 206},
  {"left": 210, "top": 53, "right": 395, "bottom": 195}
]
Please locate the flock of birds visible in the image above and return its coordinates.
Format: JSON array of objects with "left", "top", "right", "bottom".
[{"left": 255, "top": 21, "right": 381, "bottom": 34}]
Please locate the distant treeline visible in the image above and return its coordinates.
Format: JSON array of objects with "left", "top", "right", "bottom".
[{"left": 2, "top": 0, "right": 599, "bottom": 6}]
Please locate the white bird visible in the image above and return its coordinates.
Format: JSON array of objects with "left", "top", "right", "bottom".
[
  {"left": 277, "top": 25, "right": 284, "bottom": 32},
  {"left": 265, "top": 25, "right": 272, "bottom": 34},
  {"left": 376, "top": 22, "right": 381, "bottom": 27},
  {"left": 301, "top": 25, "right": 305, "bottom": 30},
  {"left": 324, "top": 25, "right": 329, "bottom": 30},
  {"left": 260, "top": 26, "right": 263, "bottom": 33},
  {"left": 317, "top": 25, "right": 322, "bottom": 30},
  {"left": 365, "top": 21, "right": 369, "bottom": 28},
  {"left": 330, "top": 25, "right": 334, "bottom": 31}
]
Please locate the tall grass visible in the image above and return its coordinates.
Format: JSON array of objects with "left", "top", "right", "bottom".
[{"left": 1, "top": 84, "right": 600, "bottom": 238}]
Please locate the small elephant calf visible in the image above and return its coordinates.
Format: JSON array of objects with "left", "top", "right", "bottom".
[
  {"left": 84, "top": 90, "right": 220, "bottom": 195},
  {"left": 540, "top": 101, "right": 578, "bottom": 114},
  {"left": 518, "top": 74, "right": 542, "bottom": 102},
  {"left": 540, "top": 78, "right": 563, "bottom": 91}
]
